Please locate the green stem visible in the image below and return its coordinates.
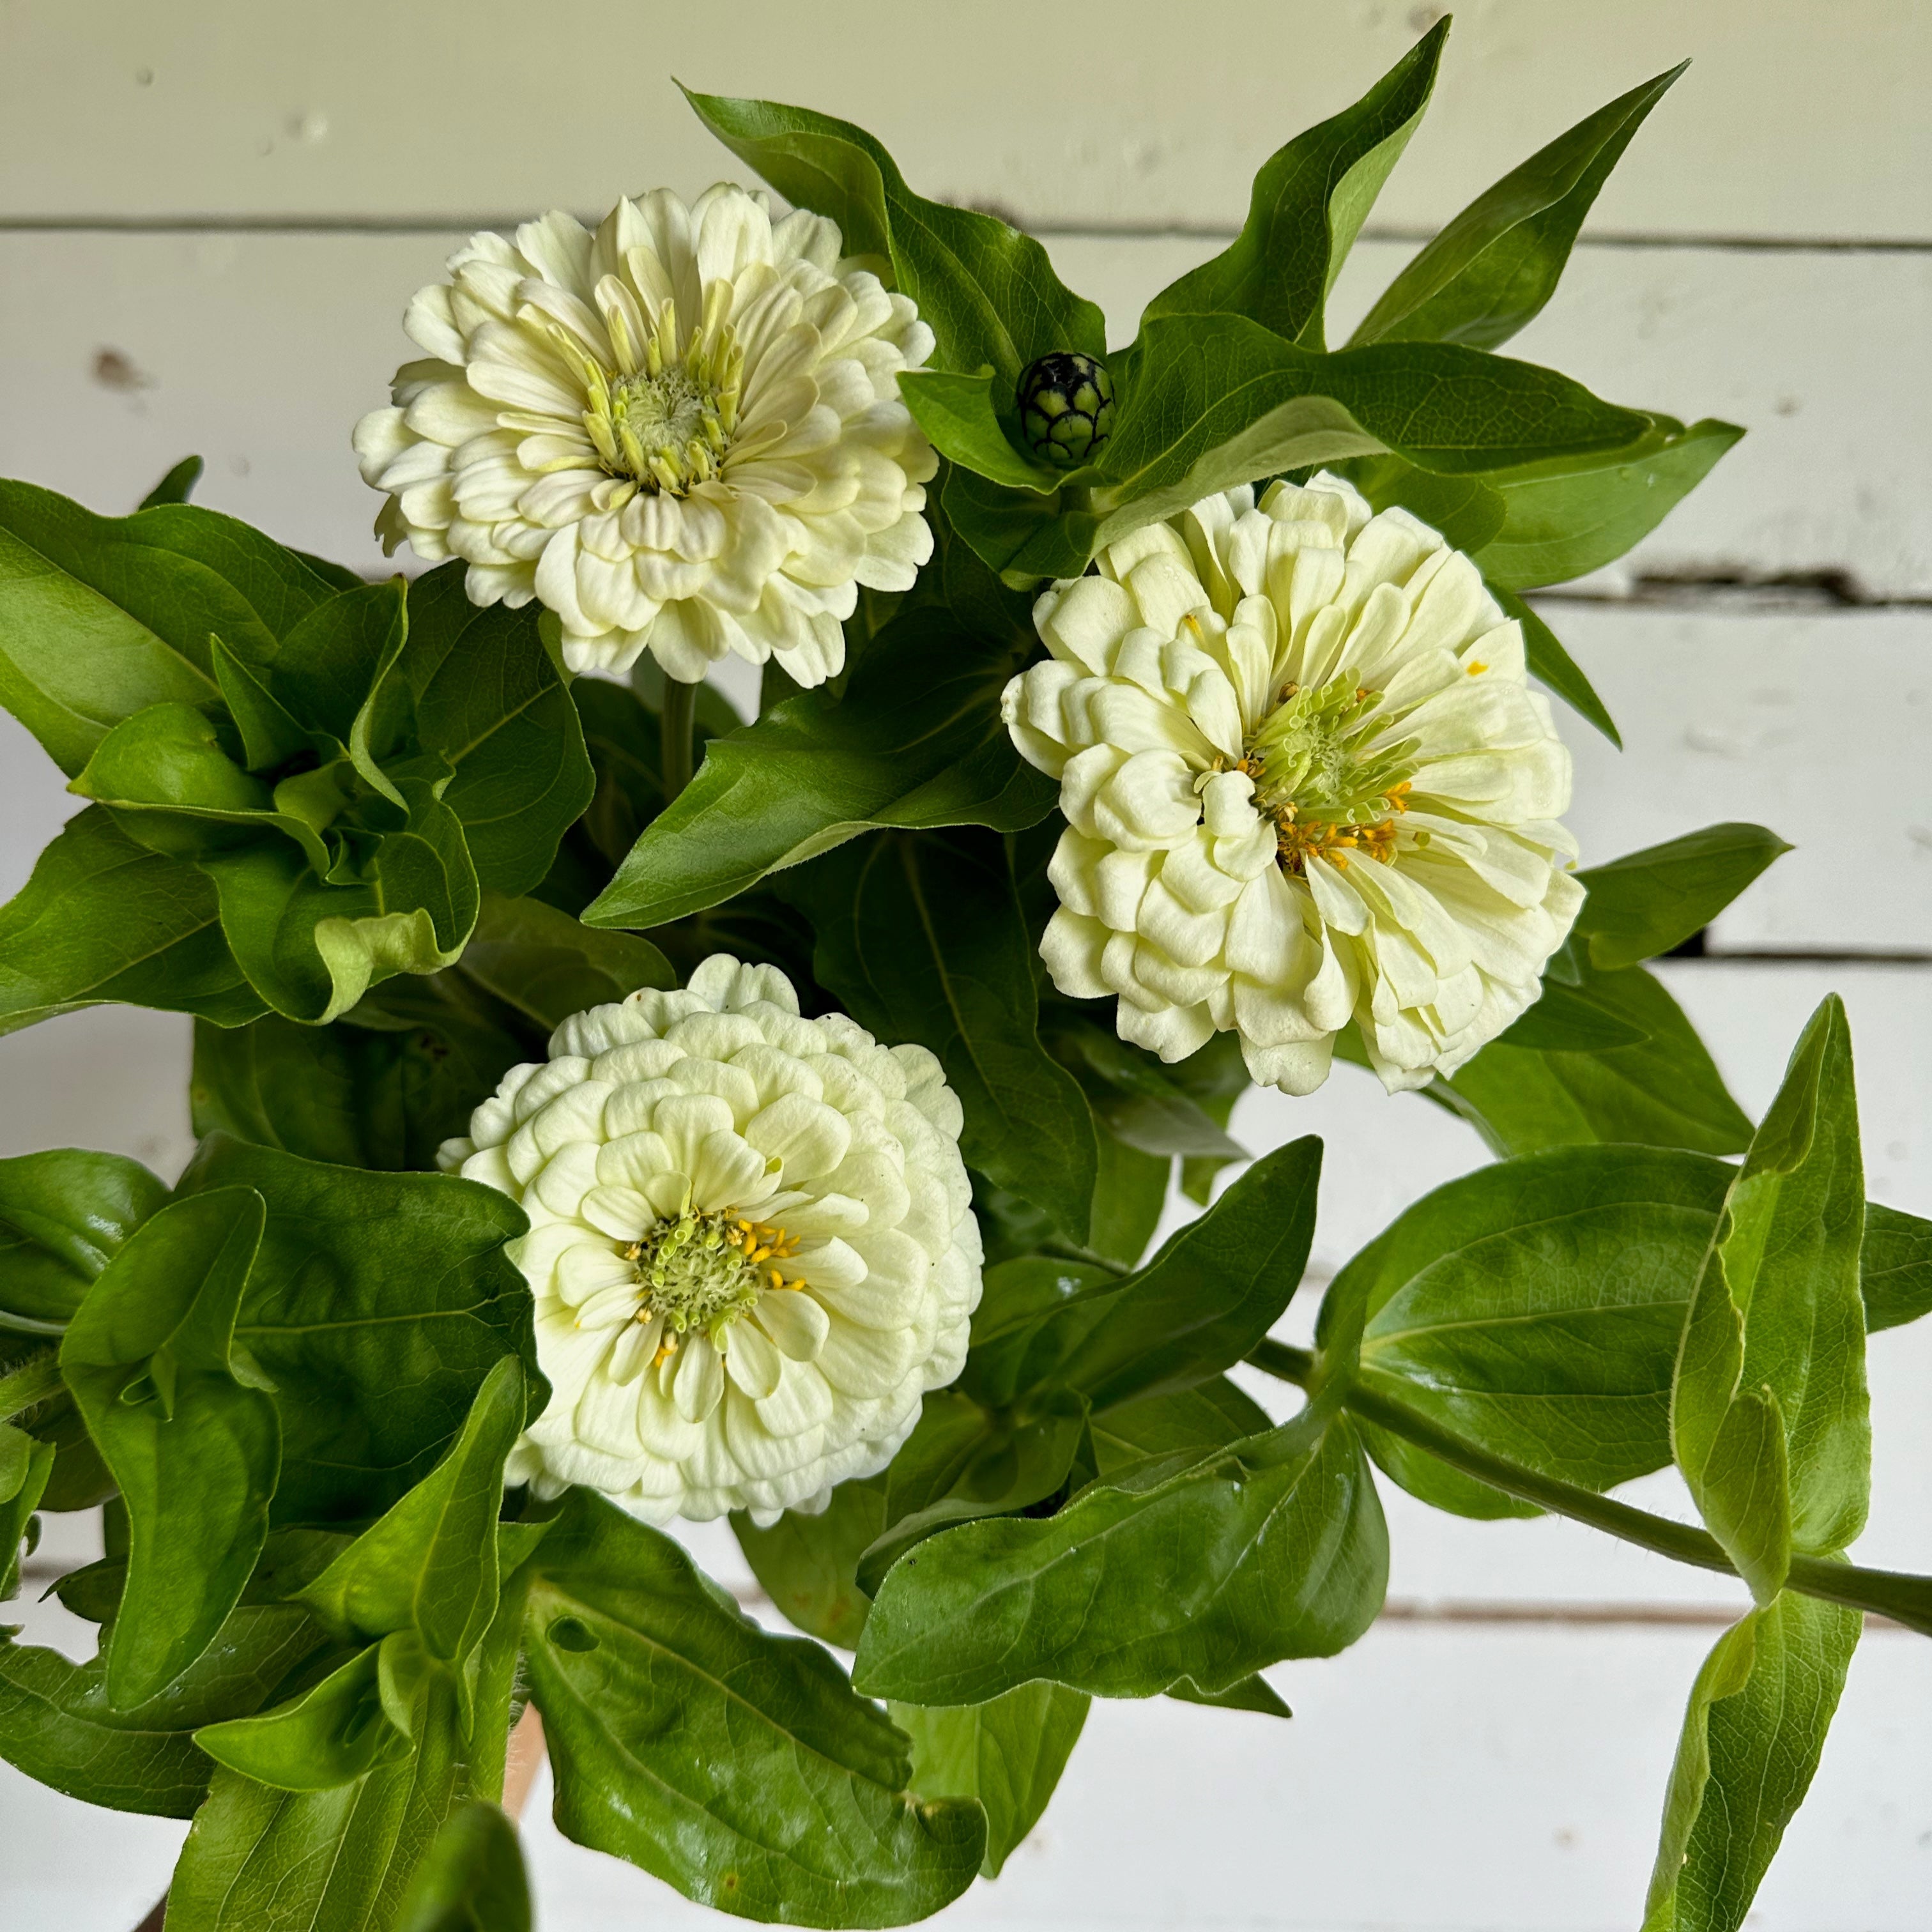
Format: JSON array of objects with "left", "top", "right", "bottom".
[
  {"left": 1246, "top": 1339, "right": 1932, "bottom": 1637},
  {"left": 660, "top": 677, "right": 697, "bottom": 805},
  {"left": 0, "top": 1346, "right": 63, "bottom": 1424}
]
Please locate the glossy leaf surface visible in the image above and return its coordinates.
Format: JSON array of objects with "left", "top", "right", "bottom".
[
  {"left": 175, "top": 1136, "right": 538, "bottom": 1524},
  {"left": 525, "top": 1491, "right": 986, "bottom": 1926},
  {"left": 60, "top": 1188, "right": 279, "bottom": 1707}
]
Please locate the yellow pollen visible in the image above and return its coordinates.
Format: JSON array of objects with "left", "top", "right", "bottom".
[{"left": 1466, "top": 660, "right": 1488, "bottom": 676}]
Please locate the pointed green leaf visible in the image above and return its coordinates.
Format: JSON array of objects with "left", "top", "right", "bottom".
[
  {"left": 1353, "top": 65, "right": 1687, "bottom": 349},
  {"left": 965, "top": 1135, "right": 1321, "bottom": 1413},
  {"left": 165, "top": 1667, "right": 468, "bottom": 1932},
  {"left": 1147, "top": 20, "right": 1447, "bottom": 348},
  {"left": 1574, "top": 824, "right": 1792, "bottom": 969},
  {"left": 855, "top": 1404, "right": 1385, "bottom": 1704},
  {"left": 296, "top": 1356, "right": 523, "bottom": 1666},
  {"left": 1046, "top": 1018, "right": 1246, "bottom": 1161},
  {"left": 397, "top": 565, "right": 596, "bottom": 896},
  {"left": 682, "top": 89, "right": 1105, "bottom": 385},
  {"left": 0, "top": 1430, "right": 52, "bottom": 1598},
  {"left": 174, "top": 1135, "right": 539, "bottom": 1524},
  {"left": 1165, "top": 1673, "right": 1292, "bottom": 1719},
  {"left": 942, "top": 319, "right": 1654, "bottom": 585},
  {"left": 1486, "top": 582, "right": 1621, "bottom": 744},
  {"left": 0, "top": 1148, "right": 169, "bottom": 1335},
  {"left": 0, "top": 479, "right": 333, "bottom": 777},
  {"left": 0, "top": 1594, "right": 328, "bottom": 1818},
  {"left": 1673, "top": 999, "right": 1869, "bottom": 1600},
  {"left": 1436, "top": 955, "right": 1754, "bottom": 1158},
  {"left": 787, "top": 827, "right": 1098, "bottom": 1241},
  {"left": 0, "top": 805, "right": 265, "bottom": 1035},
  {"left": 195, "top": 1638, "right": 412, "bottom": 1791},
  {"left": 733, "top": 1477, "right": 889, "bottom": 1650},
  {"left": 396, "top": 1800, "right": 532, "bottom": 1932},
  {"left": 1641, "top": 1591, "right": 1860, "bottom": 1932},
  {"left": 455, "top": 890, "right": 671, "bottom": 1032},
  {"left": 60, "top": 1188, "right": 280, "bottom": 1706},
  {"left": 139, "top": 456, "right": 205, "bottom": 510},
  {"left": 1474, "top": 420, "right": 1745, "bottom": 591},
  {"left": 584, "top": 606, "right": 1051, "bottom": 929},
  {"left": 1860, "top": 1202, "right": 1932, "bottom": 1335},
  {"left": 1315, "top": 1145, "right": 1733, "bottom": 1518},
  {"left": 892, "top": 1682, "right": 1089, "bottom": 1878},
  {"left": 1089, "top": 1375, "right": 1273, "bottom": 1473},
  {"left": 525, "top": 1489, "right": 986, "bottom": 1926}
]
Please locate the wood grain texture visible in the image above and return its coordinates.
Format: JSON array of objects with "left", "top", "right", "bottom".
[{"left": 2, "top": 2, "right": 1926, "bottom": 240}]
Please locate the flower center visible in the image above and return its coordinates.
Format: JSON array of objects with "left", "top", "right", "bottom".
[
  {"left": 624, "top": 1209, "right": 801, "bottom": 1352},
  {"left": 562, "top": 293, "right": 743, "bottom": 498},
  {"left": 1239, "top": 673, "right": 1418, "bottom": 874}
]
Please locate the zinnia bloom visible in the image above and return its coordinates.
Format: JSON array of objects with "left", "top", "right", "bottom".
[
  {"left": 355, "top": 186, "right": 937, "bottom": 687},
  {"left": 439, "top": 956, "right": 981, "bottom": 1524},
  {"left": 1002, "top": 475, "right": 1582, "bottom": 1094}
]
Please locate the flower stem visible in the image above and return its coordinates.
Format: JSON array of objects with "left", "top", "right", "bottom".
[
  {"left": 661, "top": 677, "right": 697, "bottom": 805},
  {"left": 1246, "top": 1338, "right": 1932, "bottom": 1636},
  {"left": 0, "top": 1346, "right": 62, "bottom": 1425}
]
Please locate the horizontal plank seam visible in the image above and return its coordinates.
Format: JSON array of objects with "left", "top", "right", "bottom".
[{"left": 1, "top": 215, "right": 1929, "bottom": 254}]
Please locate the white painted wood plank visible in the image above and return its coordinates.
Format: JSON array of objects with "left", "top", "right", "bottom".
[
  {"left": 1560, "top": 608, "right": 1932, "bottom": 952},
  {"left": 4, "top": 233, "right": 1925, "bottom": 597},
  {"left": 2, "top": 2, "right": 1926, "bottom": 241}
]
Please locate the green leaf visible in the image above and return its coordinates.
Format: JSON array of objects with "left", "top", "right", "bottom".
[
  {"left": 1089, "top": 1375, "right": 1273, "bottom": 1474},
  {"left": 1436, "top": 955, "right": 1754, "bottom": 1158},
  {"left": 0, "top": 1595, "right": 326, "bottom": 1817},
  {"left": 139, "top": 456, "right": 206, "bottom": 510},
  {"left": 1165, "top": 1673, "right": 1292, "bottom": 1719},
  {"left": 965, "top": 1136, "right": 1320, "bottom": 1414},
  {"left": 197, "top": 778, "right": 480, "bottom": 1025},
  {"left": 788, "top": 829, "right": 1098, "bottom": 1241},
  {"left": 393, "top": 564, "right": 595, "bottom": 896},
  {"left": 1473, "top": 421, "right": 1745, "bottom": 592},
  {"left": 944, "top": 320, "right": 1655, "bottom": 585},
  {"left": 1146, "top": 20, "right": 1447, "bottom": 348},
  {"left": 174, "top": 1135, "right": 539, "bottom": 1525},
  {"left": 1641, "top": 1591, "right": 1860, "bottom": 1932},
  {"left": 854, "top": 1402, "right": 1385, "bottom": 1704},
  {"left": 1162, "top": 1030, "right": 1252, "bottom": 1207},
  {"left": 1352, "top": 65, "right": 1687, "bottom": 350},
  {"left": 1047, "top": 1018, "right": 1246, "bottom": 1161},
  {"left": 165, "top": 1667, "right": 468, "bottom": 1932},
  {"left": 0, "top": 479, "right": 334, "bottom": 777},
  {"left": 525, "top": 1489, "right": 986, "bottom": 1926},
  {"left": 454, "top": 890, "right": 671, "bottom": 1032},
  {"left": 396, "top": 1800, "right": 532, "bottom": 1932},
  {"left": 891, "top": 1682, "right": 1089, "bottom": 1878},
  {"left": 60, "top": 1188, "right": 280, "bottom": 1706},
  {"left": 681, "top": 89, "right": 1105, "bottom": 385},
  {"left": 583, "top": 606, "right": 1052, "bottom": 929},
  {"left": 0, "top": 1430, "right": 53, "bottom": 1598},
  {"left": 0, "top": 805, "right": 265, "bottom": 1035},
  {"left": 1486, "top": 582, "right": 1621, "bottom": 745},
  {"left": 733, "top": 1477, "right": 888, "bottom": 1650},
  {"left": 1573, "top": 824, "right": 1792, "bottom": 970},
  {"left": 898, "top": 372, "right": 1062, "bottom": 491},
  {"left": 189, "top": 980, "right": 530, "bottom": 1174},
  {"left": 1317, "top": 1145, "right": 1734, "bottom": 1519},
  {"left": 1673, "top": 999, "right": 1869, "bottom": 1601},
  {"left": 0, "top": 1148, "right": 170, "bottom": 1334},
  {"left": 1860, "top": 1202, "right": 1932, "bottom": 1335},
  {"left": 194, "top": 1638, "right": 412, "bottom": 1791},
  {"left": 296, "top": 1356, "right": 524, "bottom": 1667},
  {"left": 1084, "top": 1134, "right": 1170, "bottom": 1271},
  {"left": 1496, "top": 976, "right": 1652, "bottom": 1053},
  {"left": 855, "top": 1390, "right": 1092, "bottom": 1597}
]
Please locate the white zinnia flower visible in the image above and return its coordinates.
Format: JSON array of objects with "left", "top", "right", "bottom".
[
  {"left": 1002, "top": 475, "right": 1583, "bottom": 1096},
  {"left": 354, "top": 185, "right": 937, "bottom": 687},
  {"left": 438, "top": 956, "right": 981, "bottom": 1525}
]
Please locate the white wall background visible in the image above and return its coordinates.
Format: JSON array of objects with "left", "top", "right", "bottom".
[{"left": 1, "top": 4, "right": 1928, "bottom": 1927}]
